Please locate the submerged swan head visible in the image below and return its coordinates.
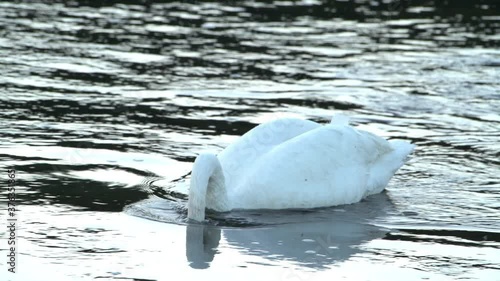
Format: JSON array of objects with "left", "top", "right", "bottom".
[{"left": 188, "top": 153, "right": 229, "bottom": 222}]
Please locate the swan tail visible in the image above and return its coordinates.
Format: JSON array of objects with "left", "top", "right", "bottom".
[
  {"left": 389, "top": 140, "right": 416, "bottom": 164},
  {"left": 366, "top": 140, "right": 415, "bottom": 195}
]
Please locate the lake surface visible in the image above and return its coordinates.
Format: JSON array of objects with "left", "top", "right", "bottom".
[{"left": 0, "top": 0, "right": 499, "bottom": 280}]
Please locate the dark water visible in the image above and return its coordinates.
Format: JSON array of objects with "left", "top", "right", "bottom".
[{"left": 0, "top": 0, "right": 499, "bottom": 280}]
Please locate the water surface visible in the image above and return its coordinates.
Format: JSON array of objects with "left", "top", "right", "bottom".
[{"left": 0, "top": 0, "right": 499, "bottom": 280}]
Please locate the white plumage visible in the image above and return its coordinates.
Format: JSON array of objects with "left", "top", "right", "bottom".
[{"left": 187, "top": 115, "right": 415, "bottom": 222}]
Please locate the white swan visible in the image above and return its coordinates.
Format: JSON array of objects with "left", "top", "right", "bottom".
[{"left": 187, "top": 115, "right": 415, "bottom": 222}]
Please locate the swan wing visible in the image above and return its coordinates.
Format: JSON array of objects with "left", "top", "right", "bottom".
[
  {"left": 218, "top": 118, "right": 320, "bottom": 189},
  {"left": 230, "top": 123, "right": 413, "bottom": 210}
]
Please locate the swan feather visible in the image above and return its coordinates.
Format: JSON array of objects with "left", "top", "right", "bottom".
[{"left": 188, "top": 116, "right": 415, "bottom": 221}]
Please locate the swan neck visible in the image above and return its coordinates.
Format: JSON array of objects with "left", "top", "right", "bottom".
[{"left": 188, "top": 153, "right": 228, "bottom": 222}]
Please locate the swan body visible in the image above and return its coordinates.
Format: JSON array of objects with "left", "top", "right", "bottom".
[{"left": 187, "top": 115, "right": 415, "bottom": 222}]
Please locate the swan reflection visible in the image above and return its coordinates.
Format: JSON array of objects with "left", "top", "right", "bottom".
[
  {"left": 185, "top": 224, "right": 221, "bottom": 269},
  {"left": 185, "top": 193, "right": 393, "bottom": 269},
  {"left": 227, "top": 221, "right": 387, "bottom": 268}
]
